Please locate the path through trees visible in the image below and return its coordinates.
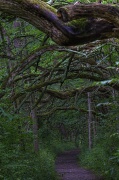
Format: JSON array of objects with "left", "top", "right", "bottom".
[{"left": 55, "top": 149, "right": 103, "bottom": 180}]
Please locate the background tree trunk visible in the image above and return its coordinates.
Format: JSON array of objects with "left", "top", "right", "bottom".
[
  {"left": 88, "top": 92, "right": 92, "bottom": 149},
  {"left": 30, "top": 94, "right": 39, "bottom": 153}
]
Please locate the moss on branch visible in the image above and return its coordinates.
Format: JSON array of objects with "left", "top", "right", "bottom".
[
  {"left": 38, "top": 106, "right": 87, "bottom": 117},
  {"left": 0, "top": 1, "right": 117, "bottom": 45}
]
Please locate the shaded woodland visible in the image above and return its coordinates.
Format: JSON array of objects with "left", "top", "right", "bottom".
[{"left": 0, "top": 0, "right": 119, "bottom": 179}]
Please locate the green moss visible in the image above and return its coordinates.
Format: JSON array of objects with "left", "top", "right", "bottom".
[
  {"left": 16, "top": 0, "right": 57, "bottom": 14},
  {"left": 30, "top": 0, "right": 57, "bottom": 13},
  {"left": 67, "top": 18, "right": 88, "bottom": 30}
]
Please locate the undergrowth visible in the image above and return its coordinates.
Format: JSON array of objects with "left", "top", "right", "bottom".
[
  {"left": 0, "top": 117, "right": 75, "bottom": 180},
  {"left": 79, "top": 133, "right": 119, "bottom": 180}
]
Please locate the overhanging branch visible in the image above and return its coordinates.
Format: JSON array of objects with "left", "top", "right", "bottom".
[
  {"left": 38, "top": 106, "right": 87, "bottom": 117},
  {"left": 0, "top": 0, "right": 118, "bottom": 45}
]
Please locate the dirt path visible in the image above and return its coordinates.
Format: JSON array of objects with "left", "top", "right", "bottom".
[{"left": 55, "top": 149, "right": 103, "bottom": 180}]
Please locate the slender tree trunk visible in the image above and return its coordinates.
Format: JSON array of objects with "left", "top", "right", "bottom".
[
  {"left": 13, "top": 19, "right": 26, "bottom": 151},
  {"left": 92, "top": 121, "right": 96, "bottom": 140},
  {"left": 88, "top": 92, "right": 92, "bottom": 150},
  {"left": 30, "top": 95, "right": 39, "bottom": 153},
  {"left": 112, "top": 89, "right": 119, "bottom": 133}
]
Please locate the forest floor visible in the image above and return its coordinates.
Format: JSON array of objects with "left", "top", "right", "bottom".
[{"left": 55, "top": 149, "right": 104, "bottom": 180}]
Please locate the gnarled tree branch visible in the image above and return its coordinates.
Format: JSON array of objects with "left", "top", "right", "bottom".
[{"left": 0, "top": 0, "right": 118, "bottom": 45}]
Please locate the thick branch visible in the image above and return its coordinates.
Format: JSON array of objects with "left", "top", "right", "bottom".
[
  {"left": 0, "top": 0, "right": 117, "bottom": 45},
  {"left": 12, "top": 73, "right": 107, "bottom": 100},
  {"left": 38, "top": 106, "right": 87, "bottom": 117},
  {"left": 58, "top": 3, "right": 119, "bottom": 26},
  {"left": 46, "top": 86, "right": 111, "bottom": 99}
]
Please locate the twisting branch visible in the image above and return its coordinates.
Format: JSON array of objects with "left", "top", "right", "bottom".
[
  {"left": 0, "top": 0, "right": 118, "bottom": 45},
  {"left": 57, "top": 3, "right": 119, "bottom": 26},
  {"left": 38, "top": 106, "right": 87, "bottom": 117}
]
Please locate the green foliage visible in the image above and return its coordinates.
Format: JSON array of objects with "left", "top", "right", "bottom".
[
  {"left": 0, "top": 116, "right": 57, "bottom": 180},
  {"left": 106, "top": 133, "right": 119, "bottom": 179},
  {"left": 39, "top": 123, "right": 75, "bottom": 154},
  {"left": 79, "top": 133, "right": 119, "bottom": 180},
  {"left": 45, "top": 138, "right": 75, "bottom": 155},
  {"left": 0, "top": 145, "right": 57, "bottom": 180},
  {"left": 0, "top": 111, "right": 75, "bottom": 180},
  {"left": 79, "top": 145, "right": 108, "bottom": 174}
]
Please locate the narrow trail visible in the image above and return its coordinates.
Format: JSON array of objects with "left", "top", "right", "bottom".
[{"left": 55, "top": 149, "right": 103, "bottom": 180}]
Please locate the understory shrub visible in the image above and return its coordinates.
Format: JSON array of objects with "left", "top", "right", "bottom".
[
  {"left": 47, "top": 139, "right": 75, "bottom": 155},
  {"left": 79, "top": 145, "right": 108, "bottom": 174},
  {"left": 0, "top": 118, "right": 75, "bottom": 180},
  {"left": 0, "top": 145, "right": 57, "bottom": 180},
  {"left": 79, "top": 133, "right": 119, "bottom": 180},
  {"left": 0, "top": 119, "right": 57, "bottom": 180}
]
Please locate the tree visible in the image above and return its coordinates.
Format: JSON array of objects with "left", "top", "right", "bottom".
[
  {"left": 88, "top": 92, "right": 92, "bottom": 149},
  {"left": 0, "top": 0, "right": 119, "bottom": 46}
]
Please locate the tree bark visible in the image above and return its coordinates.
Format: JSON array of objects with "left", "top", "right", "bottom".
[
  {"left": 0, "top": 0, "right": 118, "bottom": 45},
  {"left": 30, "top": 94, "right": 39, "bottom": 153},
  {"left": 58, "top": 3, "right": 119, "bottom": 26},
  {"left": 88, "top": 92, "right": 92, "bottom": 150}
]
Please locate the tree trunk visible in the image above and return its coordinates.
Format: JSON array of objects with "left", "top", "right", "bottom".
[
  {"left": 30, "top": 95, "right": 39, "bottom": 153},
  {"left": 88, "top": 92, "right": 92, "bottom": 150}
]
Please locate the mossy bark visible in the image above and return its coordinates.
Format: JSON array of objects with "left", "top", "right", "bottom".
[{"left": 0, "top": 1, "right": 119, "bottom": 45}]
